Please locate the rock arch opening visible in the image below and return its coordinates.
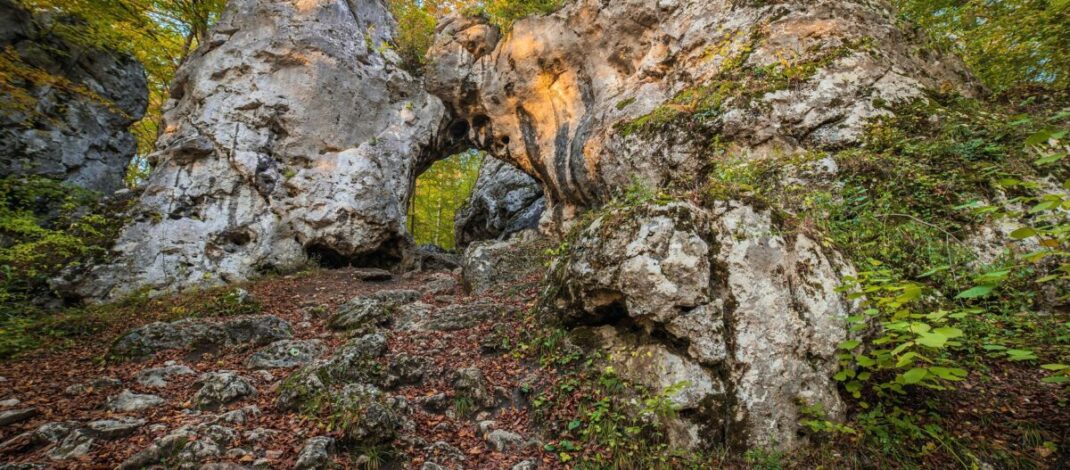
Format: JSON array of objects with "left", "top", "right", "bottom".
[{"left": 407, "top": 149, "right": 486, "bottom": 251}]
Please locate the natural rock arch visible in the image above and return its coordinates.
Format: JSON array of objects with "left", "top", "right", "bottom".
[{"left": 77, "top": 0, "right": 975, "bottom": 305}]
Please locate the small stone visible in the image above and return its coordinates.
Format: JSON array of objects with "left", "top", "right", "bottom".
[
  {"left": 425, "top": 303, "right": 501, "bottom": 331},
  {"left": 194, "top": 372, "right": 256, "bottom": 410},
  {"left": 341, "top": 333, "right": 387, "bottom": 359},
  {"left": 485, "top": 429, "right": 524, "bottom": 452},
  {"left": 328, "top": 290, "right": 419, "bottom": 332},
  {"left": 424, "top": 441, "right": 465, "bottom": 465},
  {"left": 294, "top": 436, "right": 334, "bottom": 470},
  {"left": 415, "top": 393, "right": 449, "bottom": 414},
  {"left": 216, "top": 405, "right": 261, "bottom": 425},
  {"left": 90, "top": 377, "right": 122, "bottom": 389},
  {"left": 242, "top": 427, "right": 279, "bottom": 443},
  {"left": 63, "top": 384, "right": 87, "bottom": 396},
  {"left": 135, "top": 363, "right": 195, "bottom": 387},
  {"left": 451, "top": 367, "right": 494, "bottom": 409},
  {"left": 86, "top": 417, "right": 145, "bottom": 440},
  {"left": 511, "top": 460, "right": 537, "bottom": 470},
  {"left": 225, "top": 447, "right": 252, "bottom": 459},
  {"left": 352, "top": 268, "right": 393, "bottom": 281},
  {"left": 386, "top": 353, "right": 428, "bottom": 387},
  {"left": 0, "top": 398, "right": 20, "bottom": 408},
  {"left": 244, "top": 339, "right": 324, "bottom": 369},
  {"left": 0, "top": 407, "right": 37, "bottom": 427},
  {"left": 420, "top": 273, "right": 457, "bottom": 296},
  {"left": 107, "top": 391, "right": 165, "bottom": 412},
  {"left": 476, "top": 420, "right": 496, "bottom": 435}
]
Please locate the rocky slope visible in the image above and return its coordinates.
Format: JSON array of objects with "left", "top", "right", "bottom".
[
  {"left": 0, "top": 0, "right": 148, "bottom": 194},
  {"left": 0, "top": 254, "right": 553, "bottom": 468}
]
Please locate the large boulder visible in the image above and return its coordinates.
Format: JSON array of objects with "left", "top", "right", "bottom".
[
  {"left": 0, "top": 0, "right": 148, "bottom": 193},
  {"left": 76, "top": 0, "right": 450, "bottom": 300},
  {"left": 548, "top": 201, "right": 854, "bottom": 450},
  {"left": 109, "top": 315, "right": 292, "bottom": 359},
  {"left": 427, "top": 0, "right": 978, "bottom": 221},
  {"left": 454, "top": 156, "right": 545, "bottom": 248}
]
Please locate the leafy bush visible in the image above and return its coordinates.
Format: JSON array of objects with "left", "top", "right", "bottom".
[
  {"left": 895, "top": 0, "right": 1070, "bottom": 92},
  {"left": 387, "top": 0, "right": 437, "bottom": 73},
  {"left": 482, "top": 0, "right": 565, "bottom": 30}
]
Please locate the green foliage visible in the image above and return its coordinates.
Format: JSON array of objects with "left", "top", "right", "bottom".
[
  {"left": 0, "top": 177, "right": 127, "bottom": 318},
  {"left": 690, "top": 93, "right": 1069, "bottom": 464},
  {"left": 895, "top": 0, "right": 1070, "bottom": 92},
  {"left": 537, "top": 366, "right": 696, "bottom": 469},
  {"left": 0, "top": 285, "right": 259, "bottom": 360},
  {"left": 387, "top": 0, "right": 437, "bottom": 73},
  {"left": 836, "top": 261, "right": 970, "bottom": 399},
  {"left": 408, "top": 150, "right": 484, "bottom": 249},
  {"left": 481, "top": 0, "right": 564, "bottom": 31}
]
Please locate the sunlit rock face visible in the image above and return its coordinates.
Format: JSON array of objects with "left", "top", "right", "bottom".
[
  {"left": 0, "top": 0, "right": 148, "bottom": 194},
  {"left": 427, "top": 0, "right": 978, "bottom": 222},
  {"left": 77, "top": 0, "right": 447, "bottom": 299}
]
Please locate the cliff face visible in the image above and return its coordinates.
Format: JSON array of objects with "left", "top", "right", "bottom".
[
  {"left": 0, "top": 0, "right": 148, "bottom": 194},
  {"left": 428, "top": 0, "right": 978, "bottom": 221},
  {"left": 78, "top": 0, "right": 449, "bottom": 299}
]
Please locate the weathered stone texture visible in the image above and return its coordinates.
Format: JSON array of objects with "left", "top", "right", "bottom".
[{"left": 0, "top": 0, "right": 148, "bottom": 193}]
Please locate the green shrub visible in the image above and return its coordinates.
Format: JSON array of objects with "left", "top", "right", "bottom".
[
  {"left": 387, "top": 0, "right": 437, "bottom": 73},
  {"left": 483, "top": 0, "right": 565, "bottom": 31},
  {"left": 0, "top": 176, "right": 128, "bottom": 318}
]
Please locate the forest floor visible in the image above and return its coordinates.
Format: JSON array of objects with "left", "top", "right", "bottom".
[
  {"left": 0, "top": 265, "right": 561, "bottom": 469},
  {"left": 0, "top": 261, "right": 1067, "bottom": 469}
]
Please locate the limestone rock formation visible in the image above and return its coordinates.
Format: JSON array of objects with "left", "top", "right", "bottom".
[
  {"left": 454, "top": 156, "right": 545, "bottom": 248},
  {"left": 427, "top": 0, "right": 978, "bottom": 219},
  {"left": 548, "top": 201, "right": 854, "bottom": 449},
  {"left": 0, "top": 0, "right": 148, "bottom": 193},
  {"left": 77, "top": 0, "right": 450, "bottom": 299}
]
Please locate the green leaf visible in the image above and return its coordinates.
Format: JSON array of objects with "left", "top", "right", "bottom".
[
  {"left": 901, "top": 368, "right": 928, "bottom": 384},
  {"left": 918, "top": 265, "right": 949, "bottom": 278},
  {"left": 916, "top": 332, "right": 948, "bottom": 348},
  {"left": 838, "top": 340, "right": 861, "bottom": 350},
  {"left": 1007, "top": 349, "right": 1038, "bottom": 361},
  {"left": 1025, "top": 129, "right": 1054, "bottom": 146},
  {"left": 956, "top": 285, "right": 994, "bottom": 299},
  {"left": 1040, "top": 364, "right": 1069, "bottom": 371},
  {"left": 933, "top": 327, "right": 963, "bottom": 339},
  {"left": 1035, "top": 152, "right": 1067, "bottom": 165},
  {"left": 929, "top": 367, "right": 968, "bottom": 381},
  {"left": 1041, "top": 375, "right": 1069, "bottom": 384},
  {"left": 1009, "top": 227, "right": 1037, "bottom": 239}
]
